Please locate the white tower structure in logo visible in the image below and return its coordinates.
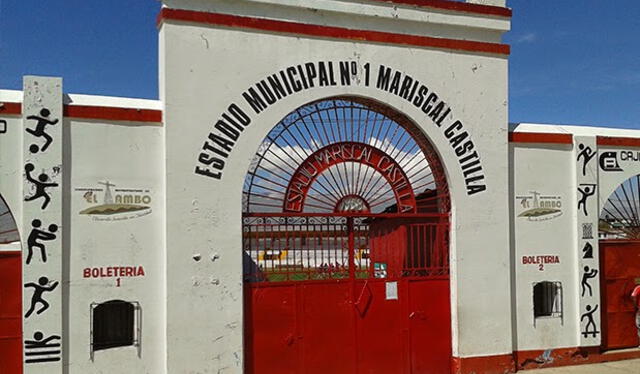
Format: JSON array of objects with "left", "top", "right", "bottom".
[{"left": 98, "top": 181, "right": 116, "bottom": 204}]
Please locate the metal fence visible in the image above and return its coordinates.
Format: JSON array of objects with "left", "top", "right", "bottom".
[{"left": 242, "top": 213, "right": 449, "bottom": 283}]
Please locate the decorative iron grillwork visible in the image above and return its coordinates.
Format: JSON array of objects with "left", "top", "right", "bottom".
[
  {"left": 242, "top": 98, "right": 450, "bottom": 283},
  {"left": 600, "top": 175, "right": 640, "bottom": 239},
  {"left": 0, "top": 196, "right": 20, "bottom": 245},
  {"left": 243, "top": 97, "right": 448, "bottom": 214}
]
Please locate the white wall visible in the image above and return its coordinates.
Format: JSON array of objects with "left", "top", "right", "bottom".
[
  {"left": 64, "top": 118, "right": 165, "bottom": 373},
  {"left": 509, "top": 127, "right": 640, "bottom": 353},
  {"left": 162, "top": 0, "right": 510, "bottom": 42},
  {"left": 511, "top": 142, "right": 580, "bottom": 350},
  {"left": 1, "top": 87, "right": 166, "bottom": 374},
  {"left": 161, "top": 0, "right": 512, "bottom": 371}
]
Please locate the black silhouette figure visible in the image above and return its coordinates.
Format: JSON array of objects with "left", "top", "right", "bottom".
[
  {"left": 24, "top": 163, "right": 58, "bottom": 209},
  {"left": 577, "top": 143, "right": 596, "bottom": 176},
  {"left": 581, "top": 266, "right": 599, "bottom": 297},
  {"left": 26, "top": 219, "right": 58, "bottom": 264},
  {"left": 577, "top": 184, "right": 596, "bottom": 216},
  {"left": 24, "top": 277, "right": 59, "bottom": 318},
  {"left": 24, "top": 331, "right": 61, "bottom": 364},
  {"left": 26, "top": 108, "right": 58, "bottom": 153},
  {"left": 25, "top": 331, "right": 61, "bottom": 348},
  {"left": 581, "top": 304, "right": 600, "bottom": 338},
  {"left": 582, "top": 242, "right": 594, "bottom": 259}
]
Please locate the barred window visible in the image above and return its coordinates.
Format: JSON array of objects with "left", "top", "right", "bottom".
[
  {"left": 533, "top": 281, "right": 562, "bottom": 319},
  {"left": 90, "top": 300, "right": 141, "bottom": 360}
]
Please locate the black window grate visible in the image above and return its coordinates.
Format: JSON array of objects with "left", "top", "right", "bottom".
[
  {"left": 533, "top": 281, "right": 563, "bottom": 323},
  {"left": 90, "top": 300, "right": 141, "bottom": 360}
]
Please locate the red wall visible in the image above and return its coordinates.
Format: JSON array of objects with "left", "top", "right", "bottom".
[
  {"left": 0, "top": 252, "right": 22, "bottom": 374},
  {"left": 600, "top": 240, "right": 640, "bottom": 350}
]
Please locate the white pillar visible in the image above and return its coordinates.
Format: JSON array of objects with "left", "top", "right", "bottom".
[
  {"left": 22, "top": 76, "right": 64, "bottom": 373},
  {"left": 573, "top": 135, "right": 602, "bottom": 347}
]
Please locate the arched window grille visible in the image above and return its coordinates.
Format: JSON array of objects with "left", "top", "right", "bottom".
[{"left": 90, "top": 300, "right": 141, "bottom": 360}]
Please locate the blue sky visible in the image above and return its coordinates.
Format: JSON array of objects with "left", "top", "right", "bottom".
[
  {"left": 505, "top": 1, "right": 640, "bottom": 128},
  {"left": 1, "top": 1, "right": 638, "bottom": 128}
]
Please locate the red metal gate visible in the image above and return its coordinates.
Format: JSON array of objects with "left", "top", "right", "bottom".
[
  {"left": 243, "top": 214, "right": 451, "bottom": 374},
  {"left": 0, "top": 252, "right": 23, "bottom": 374},
  {"left": 600, "top": 240, "right": 640, "bottom": 350},
  {"left": 242, "top": 98, "right": 452, "bottom": 374}
]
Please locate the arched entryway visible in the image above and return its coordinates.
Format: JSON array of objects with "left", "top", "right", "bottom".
[
  {"left": 242, "top": 97, "right": 452, "bottom": 374},
  {"left": 0, "top": 195, "right": 22, "bottom": 374},
  {"left": 599, "top": 175, "right": 640, "bottom": 351}
]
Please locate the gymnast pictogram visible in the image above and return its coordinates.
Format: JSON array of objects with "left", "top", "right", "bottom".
[
  {"left": 576, "top": 143, "right": 595, "bottom": 176},
  {"left": 577, "top": 184, "right": 596, "bottom": 216},
  {"left": 26, "top": 108, "right": 58, "bottom": 153},
  {"left": 581, "top": 304, "right": 600, "bottom": 338},
  {"left": 24, "top": 163, "right": 58, "bottom": 210}
]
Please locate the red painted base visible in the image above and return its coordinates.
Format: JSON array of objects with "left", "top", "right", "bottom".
[
  {"left": 516, "top": 347, "right": 640, "bottom": 371},
  {"left": 454, "top": 347, "right": 640, "bottom": 373},
  {"left": 452, "top": 354, "right": 515, "bottom": 374}
]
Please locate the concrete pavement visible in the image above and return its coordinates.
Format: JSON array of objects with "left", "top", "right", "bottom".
[{"left": 521, "top": 359, "right": 640, "bottom": 373}]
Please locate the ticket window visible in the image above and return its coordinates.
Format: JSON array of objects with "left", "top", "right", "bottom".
[
  {"left": 90, "top": 300, "right": 141, "bottom": 360},
  {"left": 533, "top": 281, "right": 563, "bottom": 324}
]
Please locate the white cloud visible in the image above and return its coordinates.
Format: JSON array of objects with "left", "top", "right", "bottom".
[{"left": 516, "top": 32, "right": 537, "bottom": 44}]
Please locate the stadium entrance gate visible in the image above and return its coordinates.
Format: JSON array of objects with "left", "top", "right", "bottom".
[
  {"left": 242, "top": 97, "right": 452, "bottom": 374},
  {"left": 599, "top": 175, "right": 640, "bottom": 350},
  {"left": 0, "top": 196, "right": 22, "bottom": 374}
]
